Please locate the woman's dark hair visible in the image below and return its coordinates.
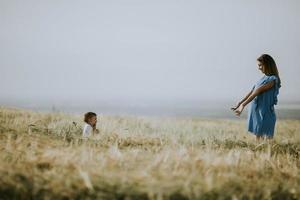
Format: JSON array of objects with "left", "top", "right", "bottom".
[
  {"left": 257, "top": 54, "right": 281, "bottom": 87},
  {"left": 84, "top": 112, "right": 97, "bottom": 124}
]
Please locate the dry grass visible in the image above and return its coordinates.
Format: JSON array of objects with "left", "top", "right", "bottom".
[{"left": 0, "top": 106, "right": 300, "bottom": 200}]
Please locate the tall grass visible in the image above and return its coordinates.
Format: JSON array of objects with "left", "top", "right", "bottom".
[{"left": 0, "top": 107, "right": 300, "bottom": 200}]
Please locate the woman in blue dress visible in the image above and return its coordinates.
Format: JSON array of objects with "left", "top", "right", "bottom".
[{"left": 231, "top": 54, "right": 281, "bottom": 140}]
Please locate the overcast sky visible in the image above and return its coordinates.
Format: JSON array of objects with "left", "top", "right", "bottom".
[{"left": 1, "top": 0, "right": 300, "bottom": 108}]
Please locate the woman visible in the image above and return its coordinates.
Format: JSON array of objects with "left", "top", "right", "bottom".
[{"left": 232, "top": 54, "right": 281, "bottom": 140}]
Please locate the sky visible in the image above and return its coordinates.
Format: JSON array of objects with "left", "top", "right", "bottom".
[{"left": 1, "top": 0, "right": 300, "bottom": 110}]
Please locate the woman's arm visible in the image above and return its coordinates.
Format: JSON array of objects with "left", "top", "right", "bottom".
[
  {"left": 231, "top": 90, "right": 254, "bottom": 111},
  {"left": 235, "top": 80, "right": 275, "bottom": 116}
]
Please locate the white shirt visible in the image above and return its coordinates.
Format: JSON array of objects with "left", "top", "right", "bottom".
[{"left": 82, "top": 123, "right": 93, "bottom": 137}]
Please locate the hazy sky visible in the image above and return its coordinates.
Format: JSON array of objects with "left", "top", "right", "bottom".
[{"left": 1, "top": 0, "right": 300, "bottom": 107}]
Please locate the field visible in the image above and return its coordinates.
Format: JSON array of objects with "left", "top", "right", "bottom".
[{"left": 0, "top": 107, "right": 300, "bottom": 200}]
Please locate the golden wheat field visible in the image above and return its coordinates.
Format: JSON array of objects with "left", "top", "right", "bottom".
[{"left": 0, "top": 107, "right": 300, "bottom": 200}]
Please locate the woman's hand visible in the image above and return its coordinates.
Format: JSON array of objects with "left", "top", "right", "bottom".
[
  {"left": 231, "top": 102, "right": 241, "bottom": 111},
  {"left": 234, "top": 104, "right": 245, "bottom": 116}
]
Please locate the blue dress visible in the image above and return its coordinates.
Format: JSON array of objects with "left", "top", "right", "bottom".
[{"left": 247, "top": 75, "right": 280, "bottom": 137}]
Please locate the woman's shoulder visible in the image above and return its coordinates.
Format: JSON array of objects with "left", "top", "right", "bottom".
[
  {"left": 265, "top": 75, "right": 277, "bottom": 80},
  {"left": 262, "top": 75, "right": 278, "bottom": 85}
]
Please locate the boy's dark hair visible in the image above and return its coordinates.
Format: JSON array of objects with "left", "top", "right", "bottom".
[{"left": 84, "top": 112, "right": 97, "bottom": 123}]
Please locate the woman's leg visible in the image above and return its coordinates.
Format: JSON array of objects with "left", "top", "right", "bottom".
[
  {"left": 256, "top": 135, "right": 263, "bottom": 142},
  {"left": 266, "top": 135, "right": 273, "bottom": 142}
]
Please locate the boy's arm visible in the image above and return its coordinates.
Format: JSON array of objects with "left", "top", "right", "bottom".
[{"left": 83, "top": 125, "right": 93, "bottom": 137}]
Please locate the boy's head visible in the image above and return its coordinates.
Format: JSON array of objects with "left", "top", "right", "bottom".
[{"left": 84, "top": 112, "right": 97, "bottom": 126}]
